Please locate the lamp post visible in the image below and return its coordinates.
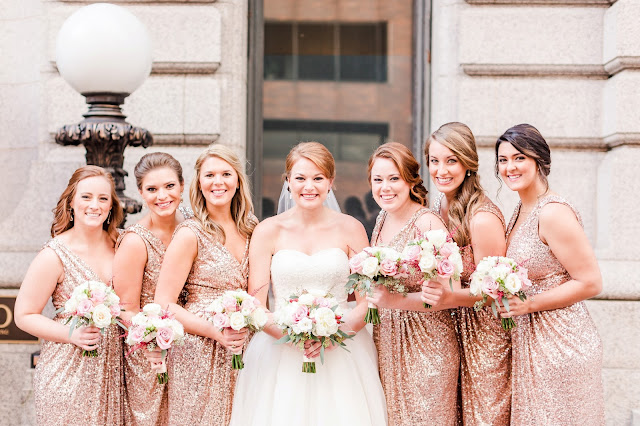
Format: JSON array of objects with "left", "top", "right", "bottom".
[{"left": 55, "top": 3, "right": 153, "bottom": 222}]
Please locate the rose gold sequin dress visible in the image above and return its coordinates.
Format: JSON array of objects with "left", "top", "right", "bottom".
[
  {"left": 372, "top": 208, "right": 460, "bottom": 426},
  {"left": 167, "top": 219, "right": 249, "bottom": 425},
  {"left": 33, "top": 238, "right": 124, "bottom": 425},
  {"left": 117, "top": 224, "right": 169, "bottom": 426},
  {"left": 506, "top": 195, "right": 604, "bottom": 425},
  {"left": 434, "top": 195, "right": 511, "bottom": 426}
]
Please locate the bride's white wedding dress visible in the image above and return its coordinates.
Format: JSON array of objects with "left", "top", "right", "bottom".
[{"left": 229, "top": 248, "right": 388, "bottom": 426}]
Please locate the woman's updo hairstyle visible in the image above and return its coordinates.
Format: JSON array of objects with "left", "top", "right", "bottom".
[
  {"left": 367, "top": 142, "right": 428, "bottom": 207},
  {"left": 134, "top": 152, "right": 184, "bottom": 190},
  {"left": 284, "top": 142, "right": 336, "bottom": 182}
]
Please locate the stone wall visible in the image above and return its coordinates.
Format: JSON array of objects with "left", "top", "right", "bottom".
[
  {"left": 431, "top": 1, "right": 640, "bottom": 424},
  {"left": 0, "top": 0, "right": 247, "bottom": 422}
]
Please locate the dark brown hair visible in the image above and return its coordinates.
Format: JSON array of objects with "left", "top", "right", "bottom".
[
  {"left": 134, "top": 152, "right": 184, "bottom": 190},
  {"left": 51, "top": 165, "right": 123, "bottom": 243},
  {"left": 368, "top": 142, "right": 428, "bottom": 206}
]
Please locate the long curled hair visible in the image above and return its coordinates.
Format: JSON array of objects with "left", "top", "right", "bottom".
[
  {"left": 189, "top": 145, "right": 256, "bottom": 242},
  {"left": 426, "top": 122, "right": 485, "bottom": 247},
  {"left": 495, "top": 123, "right": 551, "bottom": 193},
  {"left": 51, "top": 165, "right": 123, "bottom": 244},
  {"left": 368, "top": 142, "right": 429, "bottom": 207}
]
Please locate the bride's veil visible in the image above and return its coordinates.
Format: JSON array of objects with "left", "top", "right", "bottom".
[{"left": 276, "top": 181, "right": 341, "bottom": 214}]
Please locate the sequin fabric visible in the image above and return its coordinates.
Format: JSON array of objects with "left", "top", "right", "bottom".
[
  {"left": 433, "top": 195, "right": 512, "bottom": 426},
  {"left": 167, "top": 219, "right": 249, "bottom": 426},
  {"left": 117, "top": 224, "right": 169, "bottom": 426},
  {"left": 33, "top": 238, "right": 124, "bottom": 425},
  {"left": 506, "top": 195, "right": 604, "bottom": 425},
  {"left": 371, "top": 208, "right": 459, "bottom": 426}
]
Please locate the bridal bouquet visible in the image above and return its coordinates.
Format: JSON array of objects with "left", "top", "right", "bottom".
[
  {"left": 125, "top": 303, "right": 185, "bottom": 383},
  {"left": 405, "top": 229, "right": 463, "bottom": 308},
  {"left": 205, "top": 289, "right": 268, "bottom": 369},
  {"left": 345, "top": 247, "right": 409, "bottom": 324},
  {"left": 469, "top": 256, "right": 531, "bottom": 331},
  {"left": 274, "top": 290, "right": 351, "bottom": 373},
  {"left": 59, "top": 280, "right": 122, "bottom": 357}
]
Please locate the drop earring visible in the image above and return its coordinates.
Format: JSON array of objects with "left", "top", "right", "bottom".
[
  {"left": 69, "top": 209, "right": 74, "bottom": 222},
  {"left": 466, "top": 170, "right": 471, "bottom": 177},
  {"left": 107, "top": 211, "right": 112, "bottom": 224}
]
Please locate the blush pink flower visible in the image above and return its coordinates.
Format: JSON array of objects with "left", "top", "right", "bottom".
[
  {"left": 222, "top": 297, "right": 238, "bottom": 313},
  {"left": 379, "top": 258, "right": 399, "bottom": 277},
  {"left": 90, "top": 289, "right": 106, "bottom": 304},
  {"left": 517, "top": 267, "right": 532, "bottom": 290},
  {"left": 76, "top": 300, "right": 93, "bottom": 317},
  {"left": 109, "top": 304, "right": 121, "bottom": 317},
  {"left": 482, "top": 276, "right": 499, "bottom": 298},
  {"left": 436, "top": 259, "right": 455, "bottom": 278},
  {"left": 156, "top": 327, "right": 174, "bottom": 350},
  {"left": 315, "top": 298, "right": 332, "bottom": 308},
  {"left": 403, "top": 245, "right": 421, "bottom": 263},
  {"left": 292, "top": 305, "right": 309, "bottom": 323},
  {"left": 440, "top": 243, "right": 457, "bottom": 259},
  {"left": 128, "top": 326, "right": 145, "bottom": 343},
  {"left": 213, "top": 313, "right": 230, "bottom": 329},
  {"left": 349, "top": 255, "right": 365, "bottom": 274},
  {"left": 396, "top": 263, "right": 410, "bottom": 279}
]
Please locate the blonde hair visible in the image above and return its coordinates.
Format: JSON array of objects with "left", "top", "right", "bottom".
[
  {"left": 368, "top": 142, "right": 428, "bottom": 206},
  {"left": 426, "top": 122, "right": 485, "bottom": 247},
  {"left": 51, "top": 165, "right": 123, "bottom": 244},
  {"left": 189, "top": 145, "right": 256, "bottom": 242},
  {"left": 284, "top": 142, "right": 336, "bottom": 181}
]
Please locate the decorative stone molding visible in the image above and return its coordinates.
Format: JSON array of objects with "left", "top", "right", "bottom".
[
  {"left": 147, "top": 133, "right": 220, "bottom": 146},
  {"left": 603, "top": 57, "right": 640, "bottom": 76},
  {"left": 465, "top": 0, "right": 616, "bottom": 5},
  {"left": 57, "top": 1, "right": 217, "bottom": 3},
  {"left": 50, "top": 61, "right": 220, "bottom": 76},
  {"left": 462, "top": 64, "right": 609, "bottom": 79},
  {"left": 477, "top": 133, "right": 640, "bottom": 150}
]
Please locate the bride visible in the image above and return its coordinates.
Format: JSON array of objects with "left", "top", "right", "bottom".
[{"left": 230, "top": 142, "right": 387, "bottom": 425}]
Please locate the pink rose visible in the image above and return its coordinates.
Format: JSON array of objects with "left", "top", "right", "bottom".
[
  {"left": 110, "top": 304, "right": 121, "bottom": 317},
  {"left": 481, "top": 276, "right": 499, "bottom": 298},
  {"left": 90, "top": 289, "right": 106, "bottom": 304},
  {"left": 315, "top": 298, "right": 332, "bottom": 308},
  {"left": 156, "top": 327, "right": 174, "bottom": 350},
  {"left": 76, "top": 299, "right": 93, "bottom": 317},
  {"left": 128, "top": 325, "right": 145, "bottom": 344},
  {"left": 403, "top": 245, "right": 422, "bottom": 263},
  {"left": 349, "top": 255, "right": 365, "bottom": 274},
  {"left": 439, "top": 243, "right": 457, "bottom": 258},
  {"left": 379, "top": 258, "right": 399, "bottom": 277},
  {"left": 292, "top": 305, "right": 309, "bottom": 323},
  {"left": 213, "top": 313, "right": 231, "bottom": 329},
  {"left": 222, "top": 297, "right": 238, "bottom": 313},
  {"left": 436, "top": 259, "right": 455, "bottom": 278},
  {"left": 396, "top": 263, "right": 410, "bottom": 279},
  {"left": 240, "top": 299, "right": 256, "bottom": 312},
  {"left": 517, "top": 267, "right": 532, "bottom": 290}
]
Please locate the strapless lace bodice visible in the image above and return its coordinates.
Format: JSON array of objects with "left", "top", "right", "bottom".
[{"left": 271, "top": 248, "right": 350, "bottom": 311}]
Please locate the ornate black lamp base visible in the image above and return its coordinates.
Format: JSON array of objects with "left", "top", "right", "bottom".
[{"left": 55, "top": 93, "right": 153, "bottom": 224}]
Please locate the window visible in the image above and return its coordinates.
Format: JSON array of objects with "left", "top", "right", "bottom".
[{"left": 264, "top": 22, "right": 387, "bottom": 82}]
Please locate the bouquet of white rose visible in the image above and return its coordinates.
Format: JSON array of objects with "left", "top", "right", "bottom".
[
  {"left": 274, "top": 289, "right": 351, "bottom": 373},
  {"left": 469, "top": 256, "right": 532, "bottom": 331},
  {"left": 59, "top": 280, "right": 123, "bottom": 357},
  {"left": 205, "top": 289, "right": 268, "bottom": 369},
  {"left": 404, "top": 229, "right": 463, "bottom": 308},
  {"left": 125, "top": 303, "right": 185, "bottom": 384},
  {"left": 345, "top": 246, "right": 409, "bottom": 324}
]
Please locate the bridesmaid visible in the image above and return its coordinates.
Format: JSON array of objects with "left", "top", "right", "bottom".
[
  {"left": 496, "top": 124, "right": 604, "bottom": 425},
  {"left": 365, "top": 142, "right": 460, "bottom": 425},
  {"left": 424, "top": 122, "right": 510, "bottom": 425},
  {"left": 154, "top": 145, "right": 257, "bottom": 425},
  {"left": 14, "top": 166, "right": 124, "bottom": 425},
  {"left": 113, "top": 152, "right": 190, "bottom": 425}
]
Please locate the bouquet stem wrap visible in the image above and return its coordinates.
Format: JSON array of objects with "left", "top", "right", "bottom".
[
  {"left": 365, "top": 302, "right": 380, "bottom": 325},
  {"left": 156, "top": 349, "right": 168, "bottom": 384},
  {"left": 302, "top": 354, "right": 316, "bottom": 374}
]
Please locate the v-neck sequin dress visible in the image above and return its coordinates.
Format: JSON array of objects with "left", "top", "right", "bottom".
[
  {"left": 506, "top": 195, "right": 604, "bottom": 425},
  {"left": 33, "top": 238, "right": 124, "bottom": 425},
  {"left": 167, "top": 218, "right": 249, "bottom": 426},
  {"left": 371, "top": 208, "right": 460, "bottom": 426}
]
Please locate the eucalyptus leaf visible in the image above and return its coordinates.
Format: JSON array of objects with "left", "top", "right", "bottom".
[
  {"left": 320, "top": 346, "right": 325, "bottom": 364},
  {"left": 503, "top": 296, "right": 510, "bottom": 312},
  {"left": 275, "top": 335, "right": 291, "bottom": 345},
  {"left": 491, "top": 302, "right": 498, "bottom": 318}
]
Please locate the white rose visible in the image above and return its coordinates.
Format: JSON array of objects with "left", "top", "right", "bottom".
[
  {"left": 491, "top": 265, "right": 510, "bottom": 282},
  {"left": 91, "top": 304, "right": 112, "bottom": 329},
  {"left": 312, "top": 307, "right": 336, "bottom": 323},
  {"left": 315, "top": 317, "right": 338, "bottom": 337},
  {"left": 250, "top": 308, "right": 268, "bottom": 329},
  {"left": 207, "top": 299, "right": 224, "bottom": 314},
  {"left": 142, "top": 303, "right": 163, "bottom": 317},
  {"left": 106, "top": 291, "right": 120, "bottom": 305},
  {"left": 418, "top": 252, "right": 437, "bottom": 273},
  {"left": 419, "top": 240, "right": 435, "bottom": 253},
  {"left": 292, "top": 317, "right": 313, "bottom": 334},
  {"left": 475, "top": 259, "right": 492, "bottom": 276},
  {"left": 172, "top": 321, "right": 185, "bottom": 339},
  {"left": 229, "top": 311, "right": 247, "bottom": 331},
  {"left": 469, "top": 277, "right": 482, "bottom": 296},
  {"left": 362, "top": 257, "right": 380, "bottom": 278},
  {"left": 131, "top": 312, "right": 147, "bottom": 326},
  {"left": 64, "top": 297, "right": 79, "bottom": 313},
  {"left": 504, "top": 274, "right": 522, "bottom": 294},
  {"left": 426, "top": 229, "right": 447, "bottom": 248},
  {"left": 449, "top": 252, "right": 463, "bottom": 273},
  {"left": 298, "top": 293, "right": 315, "bottom": 306},
  {"left": 150, "top": 317, "right": 167, "bottom": 330}
]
